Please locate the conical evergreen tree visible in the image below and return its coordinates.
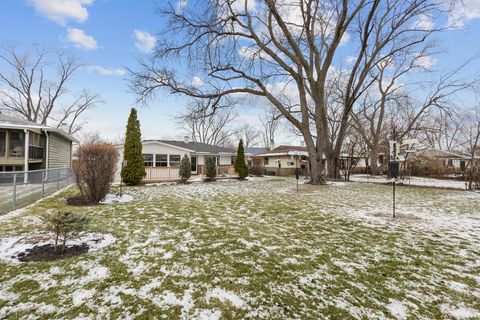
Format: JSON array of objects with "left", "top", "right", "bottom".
[
  {"left": 234, "top": 139, "right": 248, "bottom": 179},
  {"left": 121, "top": 108, "right": 145, "bottom": 185},
  {"left": 179, "top": 154, "right": 192, "bottom": 183}
]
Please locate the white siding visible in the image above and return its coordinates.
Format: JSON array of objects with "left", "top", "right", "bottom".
[{"left": 219, "top": 155, "right": 232, "bottom": 165}]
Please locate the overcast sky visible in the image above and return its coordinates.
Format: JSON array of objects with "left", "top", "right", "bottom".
[{"left": 1, "top": 0, "right": 480, "bottom": 145}]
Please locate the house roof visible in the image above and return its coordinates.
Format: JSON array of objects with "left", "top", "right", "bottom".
[
  {"left": 0, "top": 114, "right": 78, "bottom": 142},
  {"left": 255, "top": 145, "right": 308, "bottom": 157},
  {"left": 419, "top": 147, "right": 470, "bottom": 159},
  {"left": 245, "top": 147, "right": 269, "bottom": 155},
  {"left": 142, "top": 139, "right": 236, "bottom": 154}
]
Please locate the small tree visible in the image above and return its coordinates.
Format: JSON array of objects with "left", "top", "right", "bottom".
[
  {"left": 121, "top": 108, "right": 145, "bottom": 185},
  {"left": 73, "top": 143, "right": 119, "bottom": 203},
  {"left": 40, "top": 211, "right": 90, "bottom": 253},
  {"left": 179, "top": 154, "right": 192, "bottom": 183},
  {"left": 234, "top": 139, "right": 248, "bottom": 179},
  {"left": 204, "top": 156, "right": 217, "bottom": 181}
]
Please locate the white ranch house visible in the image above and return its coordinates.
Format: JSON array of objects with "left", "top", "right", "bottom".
[{"left": 114, "top": 139, "right": 237, "bottom": 182}]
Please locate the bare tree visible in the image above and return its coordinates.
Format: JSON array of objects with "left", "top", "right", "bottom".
[
  {"left": 352, "top": 52, "right": 475, "bottom": 174},
  {"left": 0, "top": 45, "right": 100, "bottom": 134},
  {"left": 459, "top": 105, "right": 480, "bottom": 190},
  {"left": 259, "top": 106, "right": 281, "bottom": 149},
  {"left": 176, "top": 98, "right": 238, "bottom": 146},
  {"left": 421, "top": 110, "right": 463, "bottom": 151},
  {"left": 130, "top": 0, "right": 450, "bottom": 184},
  {"left": 341, "top": 124, "right": 368, "bottom": 181},
  {"left": 235, "top": 124, "right": 261, "bottom": 148}
]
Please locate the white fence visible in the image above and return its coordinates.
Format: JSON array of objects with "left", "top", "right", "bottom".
[
  {"left": 144, "top": 167, "right": 180, "bottom": 181},
  {"left": 0, "top": 168, "right": 74, "bottom": 215}
]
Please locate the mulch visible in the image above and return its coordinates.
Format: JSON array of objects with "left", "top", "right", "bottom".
[
  {"left": 17, "top": 243, "right": 89, "bottom": 262},
  {"left": 65, "top": 196, "right": 95, "bottom": 206}
]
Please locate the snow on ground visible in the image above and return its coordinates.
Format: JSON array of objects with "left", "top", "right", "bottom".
[
  {"left": 0, "top": 177, "right": 478, "bottom": 319},
  {"left": 0, "top": 232, "right": 116, "bottom": 263},
  {"left": 351, "top": 174, "right": 469, "bottom": 190},
  {"left": 100, "top": 193, "right": 134, "bottom": 204}
]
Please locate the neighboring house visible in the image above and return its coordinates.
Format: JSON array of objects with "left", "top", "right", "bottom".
[
  {"left": 253, "top": 145, "right": 311, "bottom": 176},
  {"left": 0, "top": 114, "right": 77, "bottom": 174},
  {"left": 409, "top": 148, "right": 471, "bottom": 175},
  {"left": 251, "top": 145, "right": 370, "bottom": 176},
  {"left": 114, "top": 139, "right": 237, "bottom": 182}
]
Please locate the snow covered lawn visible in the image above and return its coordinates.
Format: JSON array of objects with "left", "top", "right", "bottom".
[{"left": 0, "top": 178, "right": 479, "bottom": 319}]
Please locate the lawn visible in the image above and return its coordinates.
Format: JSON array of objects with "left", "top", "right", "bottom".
[{"left": 0, "top": 178, "right": 479, "bottom": 319}]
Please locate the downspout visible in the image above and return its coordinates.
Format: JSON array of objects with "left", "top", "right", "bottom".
[
  {"left": 24, "top": 129, "right": 29, "bottom": 183},
  {"left": 43, "top": 129, "right": 49, "bottom": 178}
]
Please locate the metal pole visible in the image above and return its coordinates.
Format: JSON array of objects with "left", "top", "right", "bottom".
[
  {"left": 393, "top": 127, "right": 396, "bottom": 218},
  {"left": 296, "top": 156, "right": 299, "bottom": 192},
  {"left": 393, "top": 180, "right": 396, "bottom": 218},
  {"left": 13, "top": 173, "right": 17, "bottom": 210},
  {"left": 42, "top": 170, "right": 45, "bottom": 198}
]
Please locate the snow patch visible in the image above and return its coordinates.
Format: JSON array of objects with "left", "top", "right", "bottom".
[
  {"left": 206, "top": 288, "right": 246, "bottom": 309},
  {"left": 386, "top": 299, "right": 408, "bottom": 319},
  {"left": 72, "top": 289, "right": 95, "bottom": 306},
  {"left": 100, "top": 193, "right": 134, "bottom": 204},
  {"left": 0, "top": 232, "right": 116, "bottom": 263}
]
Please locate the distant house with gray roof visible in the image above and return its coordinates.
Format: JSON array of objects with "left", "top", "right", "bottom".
[
  {"left": 114, "top": 138, "right": 237, "bottom": 182},
  {"left": 0, "top": 114, "right": 77, "bottom": 174}
]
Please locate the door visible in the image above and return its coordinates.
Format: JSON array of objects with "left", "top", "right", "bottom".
[{"left": 191, "top": 156, "right": 197, "bottom": 174}]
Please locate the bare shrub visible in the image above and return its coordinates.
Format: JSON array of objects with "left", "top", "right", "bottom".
[{"left": 73, "top": 143, "right": 119, "bottom": 203}]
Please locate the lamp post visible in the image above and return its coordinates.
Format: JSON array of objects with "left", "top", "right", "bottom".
[{"left": 120, "top": 159, "right": 127, "bottom": 197}]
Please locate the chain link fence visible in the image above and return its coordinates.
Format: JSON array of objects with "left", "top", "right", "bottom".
[{"left": 0, "top": 168, "right": 74, "bottom": 215}]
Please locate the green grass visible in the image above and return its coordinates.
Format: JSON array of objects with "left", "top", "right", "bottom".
[{"left": 0, "top": 178, "right": 479, "bottom": 319}]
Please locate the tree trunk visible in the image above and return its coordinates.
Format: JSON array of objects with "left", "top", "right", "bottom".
[
  {"left": 327, "top": 155, "right": 340, "bottom": 179},
  {"left": 304, "top": 142, "right": 326, "bottom": 185},
  {"left": 369, "top": 143, "right": 382, "bottom": 175}
]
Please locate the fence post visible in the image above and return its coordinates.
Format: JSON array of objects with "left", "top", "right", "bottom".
[
  {"left": 12, "top": 173, "right": 17, "bottom": 210},
  {"left": 42, "top": 170, "right": 45, "bottom": 198}
]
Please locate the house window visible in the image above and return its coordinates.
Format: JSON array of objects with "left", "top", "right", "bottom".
[
  {"left": 9, "top": 131, "right": 24, "bottom": 157},
  {"left": 0, "top": 131, "right": 5, "bottom": 157},
  {"left": 169, "top": 154, "right": 181, "bottom": 167},
  {"left": 447, "top": 159, "right": 453, "bottom": 167},
  {"left": 155, "top": 154, "right": 168, "bottom": 167},
  {"left": 460, "top": 160, "right": 466, "bottom": 171},
  {"left": 231, "top": 156, "right": 236, "bottom": 165},
  {"left": 143, "top": 154, "right": 154, "bottom": 167},
  {"left": 263, "top": 157, "right": 269, "bottom": 166}
]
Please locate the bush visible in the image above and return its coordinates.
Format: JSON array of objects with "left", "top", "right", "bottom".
[
  {"left": 40, "top": 211, "right": 90, "bottom": 253},
  {"left": 121, "top": 108, "right": 146, "bottom": 185},
  {"left": 73, "top": 143, "right": 119, "bottom": 203},
  {"left": 205, "top": 156, "right": 217, "bottom": 180},
  {"left": 234, "top": 139, "right": 249, "bottom": 179},
  {"left": 180, "top": 154, "right": 192, "bottom": 183}
]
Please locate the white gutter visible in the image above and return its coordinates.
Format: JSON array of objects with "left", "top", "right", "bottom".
[{"left": 43, "top": 129, "right": 49, "bottom": 171}]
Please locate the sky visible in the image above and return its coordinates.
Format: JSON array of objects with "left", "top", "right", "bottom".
[{"left": 0, "top": 0, "right": 480, "bottom": 145}]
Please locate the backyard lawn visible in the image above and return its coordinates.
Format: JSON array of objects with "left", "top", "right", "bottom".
[{"left": 0, "top": 178, "right": 479, "bottom": 319}]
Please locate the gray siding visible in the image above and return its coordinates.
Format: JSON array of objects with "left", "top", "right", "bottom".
[{"left": 48, "top": 133, "right": 72, "bottom": 169}]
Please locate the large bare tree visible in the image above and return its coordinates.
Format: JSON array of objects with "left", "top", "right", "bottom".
[
  {"left": 130, "top": 0, "right": 450, "bottom": 184},
  {"left": 176, "top": 98, "right": 238, "bottom": 146},
  {"left": 0, "top": 45, "right": 100, "bottom": 134}
]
